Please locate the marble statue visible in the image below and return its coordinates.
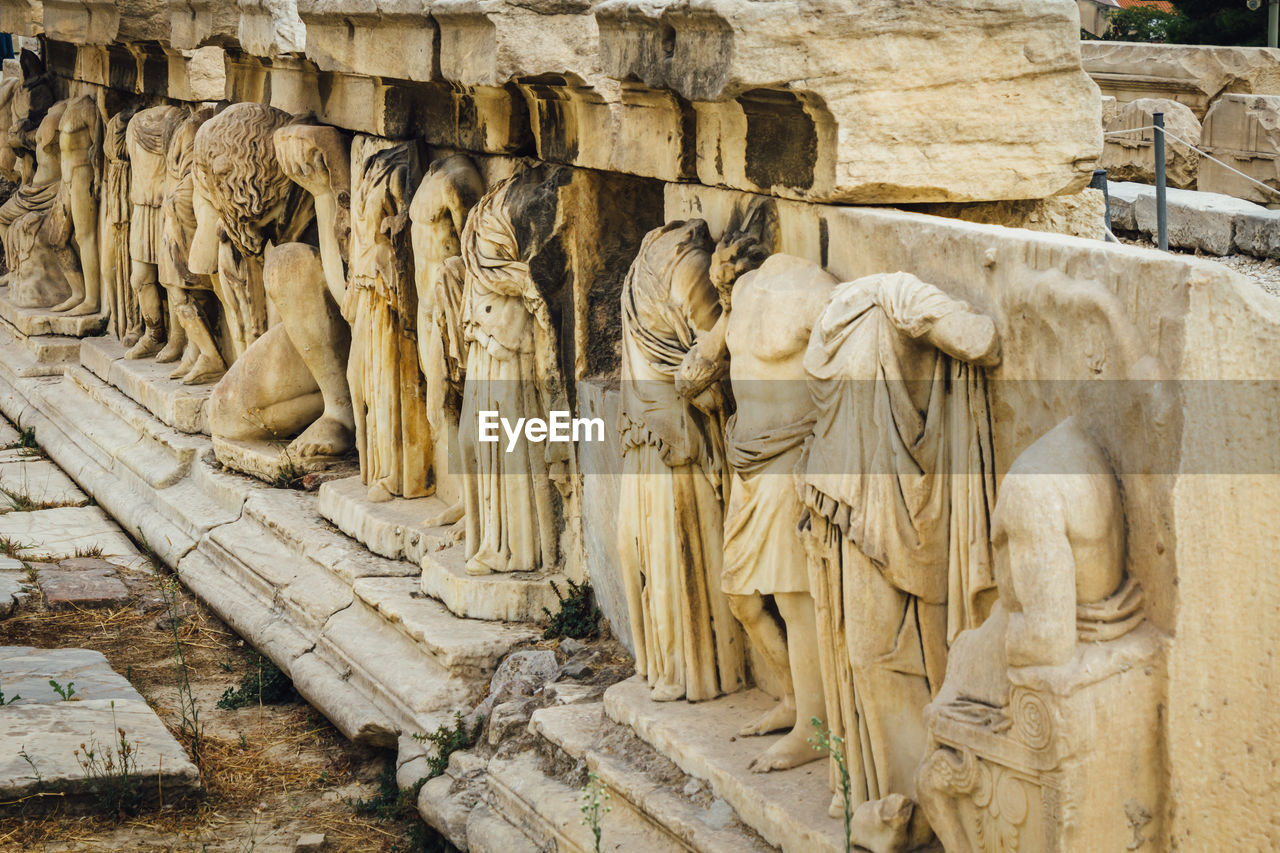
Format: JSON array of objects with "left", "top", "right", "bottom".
[
  {"left": 47, "top": 95, "right": 103, "bottom": 316},
  {"left": 800, "top": 271, "right": 1000, "bottom": 815},
  {"left": 617, "top": 219, "right": 746, "bottom": 703},
  {"left": 191, "top": 102, "right": 312, "bottom": 360},
  {"left": 916, "top": 417, "right": 1161, "bottom": 852},
  {"left": 124, "top": 104, "right": 184, "bottom": 358},
  {"left": 161, "top": 106, "right": 226, "bottom": 384},
  {"left": 5, "top": 50, "right": 54, "bottom": 187},
  {"left": 0, "top": 75, "right": 21, "bottom": 185},
  {"left": 458, "top": 164, "right": 572, "bottom": 576},
  {"left": 101, "top": 108, "right": 141, "bottom": 344},
  {"left": 0, "top": 100, "right": 76, "bottom": 308},
  {"left": 719, "top": 253, "right": 835, "bottom": 772},
  {"left": 206, "top": 121, "right": 351, "bottom": 466},
  {"left": 409, "top": 153, "right": 485, "bottom": 524},
  {"left": 344, "top": 136, "right": 433, "bottom": 502}
]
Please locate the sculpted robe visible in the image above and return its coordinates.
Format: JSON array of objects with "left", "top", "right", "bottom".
[
  {"left": 801, "top": 271, "right": 998, "bottom": 804},
  {"left": 618, "top": 221, "right": 745, "bottom": 702}
]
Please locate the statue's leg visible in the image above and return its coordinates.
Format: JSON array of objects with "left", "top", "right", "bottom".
[
  {"left": 747, "top": 591, "right": 827, "bottom": 773},
  {"left": 125, "top": 261, "right": 165, "bottom": 359},
  {"left": 64, "top": 163, "right": 101, "bottom": 315},
  {"left": 265, "top": 243, "right": 354, "bottom": 459},
  {"left": 728, "top": 591, "right": 795, "bottom": 737},
  {"left": 207, "top": 325, "right": 321, "bottom": 442},
  {"left": 174, "top": 294, "right": 225, "bottom": 385},
  {"left": 155, "top": 285, "right": 187, "bottom": 363}
]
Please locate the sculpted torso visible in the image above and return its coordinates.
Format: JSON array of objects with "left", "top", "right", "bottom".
[{"left": 726, "top": 255, "right": 836, "bottom": 433}]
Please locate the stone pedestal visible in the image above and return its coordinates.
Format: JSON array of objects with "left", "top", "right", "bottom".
[{"left": 1199, "top": 94, "right": 1280, "bottom": 205}]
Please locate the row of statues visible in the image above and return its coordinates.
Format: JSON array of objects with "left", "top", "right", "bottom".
[
  {"left": 616, "top": 206, "right": 1155, "bottom": 850},
  {"left": 0, "top": 54, "right": 1159, "bottom": 851}
]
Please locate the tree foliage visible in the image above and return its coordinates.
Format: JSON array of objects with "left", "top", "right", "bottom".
[
  {"left": 1103, "top": 6, "right": 1178, "bottom": 42},
  {"left": 1168, "top": 0, "right": 1267, "bottom": 47}
]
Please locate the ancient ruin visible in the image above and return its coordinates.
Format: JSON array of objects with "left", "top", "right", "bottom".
[{"left": 0, "top": 1, "right": 1277, "bottom": 851}]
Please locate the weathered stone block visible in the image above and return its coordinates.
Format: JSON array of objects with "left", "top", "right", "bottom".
[
  {"left": 596, "top": 0, "right": 1101, "bottom": 203},
  {"left": 297, "top": 0, "right": 434, "bottom": 80},
  {"left": 1101, "top": 97, "right": 1201, "bottom": 189},
  {"left": 1083, "top": 41, "right": 1280, "bottom": 119},
  {"left": 1133, "top": 185, "right": 1257, "bottom": 256},
  {"left": 1199, "top": 94, "right": 1280, "bottom": 205}
]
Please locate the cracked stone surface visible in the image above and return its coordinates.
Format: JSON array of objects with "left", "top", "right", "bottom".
[
  {"left": 38, "top": 559, "right": 132, "bottom": 611},
  {"left": 0, "top": 506, "right": 148, "bottom": 572},
  {"left": 0, "top": 646, "right": 201, "bottom": 811},
  {"left": 0, "top": 458, "right": 87, "bottom": 509}
]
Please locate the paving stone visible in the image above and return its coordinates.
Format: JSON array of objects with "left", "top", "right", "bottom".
[
  {"left": 0, "top": 646, "right": 200, "bottom": 813},
  {"left": 0, "top": 572, "right": 24, "bottom": 617},
  {"left": 0, "top": 420, "right": 20, "bottom": 448},
  {"left": 39, "top": 560, "right": 132, "bottom": 611},
  {"left": 0, "top": 506, "right": 147, "bottom": 572},
  {"left": 0, "top": 458, "right": 87, "bottom": 509}
]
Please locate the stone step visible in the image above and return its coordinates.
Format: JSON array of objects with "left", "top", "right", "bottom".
[
  {"left": 604, "top": 677, "right": 845, "bottom": 853},
  {"left": 0, "top": 316, "right": 81, "bottom": 378},
  {"left": 80, "top": 337, "right": 213, "bottom": 434},
  {"left": 486, "top": 752, "right": 689, "bottom": 853},
  {"left": 530, "top": 703, "right": 775, "bottom": 853},
  {"left": 321, "top": 474, "right": 574, "bottom": 623}
]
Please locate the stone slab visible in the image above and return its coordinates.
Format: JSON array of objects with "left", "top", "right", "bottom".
[
  {"left": 211, "top": 435, "right": 350, "bottom": 484},
  {"left": 531, "top": 703, "right": 775, "bottom": 853},
  {"left": 1109, "top": 180, "right": 1280, "bottom": 258},
  {"left": 317, "top": 475, "right": 457, "bottom": 564},
  {"left": 0, "top": 314, "right": 83, "bottom": 378},
  {"left": 604, "top": 677, "right": 842, "bottom": 853},
  {"left": 0, "top": 457, "right": 87, "bottom": 508},
  {"left": 0, "top": 505, "right": 147, "bottom": 571},
  {"left": 0, "top": 646, "right": 200, "bottom": 812},
  {"left": 0, "top": 289, "right": 108, "bottom": 338},
  {"left": 420, "top": 540, "right": 568, "bottom": 624},
  {"left": 351, "top": 576, "right": 539, "bottom": 674},
  {"left": 0, "top": 567, "right": 27, "bottom": 616},
  {"left": 0, "top": 419, "right": 20, "bottom": 447},
  {"left": 38, "top": 559, "right": 131, "bottom": 610},
  {"left": 80, "top": 337, "right": 212, "bottom": 435}
]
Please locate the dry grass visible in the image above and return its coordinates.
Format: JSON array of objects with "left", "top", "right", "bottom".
[{"left": 0, "top": 574, "right": 438, "bottom": 852}]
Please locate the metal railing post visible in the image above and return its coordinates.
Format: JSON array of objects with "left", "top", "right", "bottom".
[
  {"left": 1154, "top": 112, "right": 1168, "bottom": 252},
  {"left": 1091, "top": 168, "right": 1115, "bottom": 241}
]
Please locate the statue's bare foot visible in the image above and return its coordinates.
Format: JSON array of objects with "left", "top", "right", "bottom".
[
  {"left": 738, "top": 699, "right": 796, "bottom": 737},
  {"left": 748, "top": 728, "right": 824, "bottom": 773},
  {"left": 448, "top": 518, "right": 465, "bottom": 543},
  {"left": 367, "top": 481, "right": 393, "bottom": 503},
  {"left": 66, "top": 301, "right": 99, "bottom": 317},
  {"left": 50, "top": 295, "right": 83, "bottom": 313},
  {"left": 155, "top": 337, "right": 185, "bottom": 364},
  {"left": 125, "top": 331, "right": 163, "bottom": 360},
  {"left": 287, "top": 416, "right": 353, "bottom": 458},
  {"left": 829, "top": 792, "right": 843, "bottom": 819},
  {"left": 181, "top": 354, "right": 225, "bottom": 386},
  {"left": 424, "top": 502, "right": 464, "bottom": 528},
  {"left": 650, "top": 682, "right": 685, "bottom": 702}
]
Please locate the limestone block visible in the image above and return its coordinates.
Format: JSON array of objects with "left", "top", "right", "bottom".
[
  {"left": 297, "top": 0, "right": 434, "bottom": 81},
  {"left": 1101, "top": 98, "right": 1201, "bottom": 189},
  {"left": 1133, "top": 184, "right": 1260, "bottom": 255},
  {"left": 1232, "top": 205, "right": 1280, "bottom": 258},
  {"left": 576, "top": 379, "right": 631, "bottom": 650},
  {"left": 596, "top": 0, "right": 1101, "bottom": 203},
  {"left": 917, "top": 189, "right": 1108, "bottom": 241},
  {"left": 80, "top": 338, "right": 212, "bottom": 435},
  {"left": 0, "top": 647, "right": 200, "bottom": 812},
  {"left": 169, "top": 0, "right": 239, "bottom": 50},
  {"left": 0, "top": 0, "right": 42, "bottom": 36},
  {"left": 0, "top": 507, "right": 146, "bottom": 571},
  {"left": 167, "top": 45, "right": 227, "bottom": 102},
  {"left": 1106, "top": 180, "right": 1145, "bottom": 231},
  {"left": 0, "top": 457, "right": 87, "bottom": 506},
  {"left": 433, "top": 0, "right": 600, "bottom": 88},
  {"left": 1082, "top": 41, "right": 1280, "bottom": 119},
  {"left": 0, "top": 288, "right": 107, "bottom": 337},
  {"left": 1199, "top": 94, "right": 1280, "bottom": 205},
  {"left": 238, "top": 0, "right": 305, "bottom": 57},
  {"left": 42, "top": 0, "right": 168, "bottom": 46}
]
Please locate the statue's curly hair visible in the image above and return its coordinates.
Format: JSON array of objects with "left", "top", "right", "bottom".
[{"left": 192, "top": 102, "right": 295, "bottom": 256}]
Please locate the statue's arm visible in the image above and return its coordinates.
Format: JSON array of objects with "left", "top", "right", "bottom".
[{"left": 1003, "top": 480, "right": 1077, "bottom": 668}]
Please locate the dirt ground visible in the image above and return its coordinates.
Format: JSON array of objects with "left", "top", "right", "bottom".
[{"left": 0, "top": 561, "right": 447, "bottom": 853}]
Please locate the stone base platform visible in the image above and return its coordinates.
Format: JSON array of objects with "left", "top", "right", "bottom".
[
  {"left": 212, "top": 435, "right": 353, "bottom": 484},
  {"left": 0, "top": 309, "right": 84, "bottom": 379},
  {"left": 0, "top": 332, "right": 539, "bottom": 751},
  {"left": 0, "top": 289, "right": 108, "bottom": 338},
  {"left": 603, "top": 677, "right": 847, "bottom": 853},
  {"left": 320, "top": 474, "right": 573, "bottom": 623},
  {"left": 0, "top": 646, "right": 201, "bottom": 814},
  {"left": 80, "top": 337, "right": 213, "bottom": 434}
]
